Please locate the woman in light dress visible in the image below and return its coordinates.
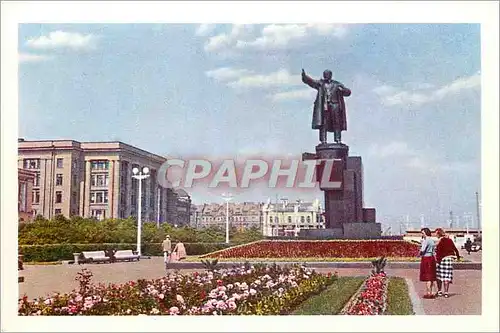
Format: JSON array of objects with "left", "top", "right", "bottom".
[{"left": 170, "top": 242, "right": 187, "bottom": 262}]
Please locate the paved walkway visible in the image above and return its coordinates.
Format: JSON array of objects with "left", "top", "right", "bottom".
[{"left": 19, "top": 257, "right": 481, "bottom": 315}]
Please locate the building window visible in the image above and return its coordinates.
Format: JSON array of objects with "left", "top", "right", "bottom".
[
  {"left": 56, "top": 174, "right": 63, "bottom": 186},
  {"left": 91, "top": 160, "right": 109, "bottom": 170},
  {"left": 55, "top": 191, "right": 63, "bottom": 203},
  {"left": 34, "top": 172, "right": 40, "bottom": 187},
  {"left": 23, "top": 159, "right": 40, "bottom": 169},
  {"left": 56, "top": 158, "right": 63, "bottom": 168},
  {"left": 32, "top": 190, "right": 40, "bottom": 204},
  {"left": 72, "top": 174, "right": 77, "bottom": 186},
  {"left": 301, "top": 216, "right": 305, "bottom": 223},
  {"left": 307, "top": 216, "right": 311, "bottom": 224},
  {"left": 288, "top": 216, "right": 292, "bottom": 224},
  {"left": 90, "top": 190, "right": 108, "bottom": 204},
  {"left": 72, "top": 191, "right": 77, "bottom": 204},
  {"left": 91, "top": 209, "right": 106, "bottom": 221},
  {"left": 55, "top": 209, "right": 62, "bottom": 215},
  {"left": 33, "top": 209, "right": 37, "bottom": 217},
  {"left": 91, "top": 174, "right": 109, "bottom": 187},
  {"left": 269, "top": 216, "right": 273, "bottom": 223}
]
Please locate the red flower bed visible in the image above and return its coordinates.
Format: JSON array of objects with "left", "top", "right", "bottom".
[
  {"left": 342, "top": 273, "right": 388, "bottom": 315},
  {"left": 202, "top": 240, "right": 419, "bottom": 259}
]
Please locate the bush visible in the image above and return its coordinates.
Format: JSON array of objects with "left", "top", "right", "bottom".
[
  {"left": 19, "top": 242, "right": 231, "bottom": 262},
  {"left": 18, "top": 217, "right": 262, "bottom": 245}
]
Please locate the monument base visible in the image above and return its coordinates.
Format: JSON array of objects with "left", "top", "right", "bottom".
[
  {"left": 343, "top": 222, "right": 382, "bottom": 239},
  {"left": 299, "top": 228, "right": 344, "bottom": 239},
  {"left": 299, "top": 223, "right": 382, "bottom": 240}
]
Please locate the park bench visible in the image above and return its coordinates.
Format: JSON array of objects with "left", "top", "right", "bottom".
[
  {"left": 113, "top": 250, "right": 140, "bottom": 262},
  {"left": 81, "top": 251, "right": 111, "bottom": 264}
]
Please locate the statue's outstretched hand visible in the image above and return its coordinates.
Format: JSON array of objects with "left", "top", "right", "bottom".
[{"left": 301, "top": 69, "right": 306, "bottom": 76}]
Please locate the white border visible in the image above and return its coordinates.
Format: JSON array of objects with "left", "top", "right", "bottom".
[{"left": 2, "top": 1, "right": 499, "bottom": 332}]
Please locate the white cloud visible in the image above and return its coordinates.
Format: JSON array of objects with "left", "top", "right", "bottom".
[
  {"left": 203, "top": 24, "right": 349, "bottom": 53},
  {"left": 204, "top": 24, "right": 254, "bottom": 52},
  {"left": 228, "top": 69, "right": 300, "bottom": 89},
  {"left": 195, "top": 24, "right": 216, "bottom": 36},
  {"left": 18, "top": 52, "right": 52, "bottom": 63},
  {"left": 374, "top": 73, "right": 481, "bottom": 107},
  {"left": 271, "top": 88, "right": 316, "bottom": 102},
  {"left": 26, "top": 31, "right": 98, "bottom": 51},
  {"left": 205, "top": 67, "right": 254, "bottom": 81},
  {"left": 369, "top": 141, "right": 477, "bottom": 175},
  {"left": 236, "top": 24, "right": 308, "bottom": 49}
]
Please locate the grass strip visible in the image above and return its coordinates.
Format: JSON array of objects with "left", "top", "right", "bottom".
[
  {"left": 292, "top": 277, "right": 365, "bottom": 315},
  {"left": 385, "top": 277, "right": 414, "bottom": 315}
]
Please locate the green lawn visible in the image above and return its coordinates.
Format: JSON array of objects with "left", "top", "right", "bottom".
[
  {"left": 292, "top": 277, "right": 365, "bottom": 315},
  {"left": 385, "top": 277, "right": 414, "bottom": 315}
]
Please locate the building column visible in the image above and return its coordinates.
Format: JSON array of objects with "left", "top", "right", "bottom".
[
  {"left": 125, "top": 162, "right": 132, "bottom": 217},
  {"left": 84, "top": 160, "right": 91, "bottom": 217},
  {"left": 113, "top": 160, "right": 121, "bottom": 219}
]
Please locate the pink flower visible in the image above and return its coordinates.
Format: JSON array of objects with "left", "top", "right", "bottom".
[
  {"left": 169, "top": 306, "right": 180, "bottom": 315},
  {"left": 176, "top": 295, "right": 185, "bottom": 304},
  {"left": 227, "top": 301, "right": 237, "bottom": 310},
  {"left": 249, "top": 289, "right": 257, "bottom": 296}
]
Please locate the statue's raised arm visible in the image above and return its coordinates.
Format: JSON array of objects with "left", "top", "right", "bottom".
[{"left": 301, "top": 69, "right": 321, "bottom": 89}]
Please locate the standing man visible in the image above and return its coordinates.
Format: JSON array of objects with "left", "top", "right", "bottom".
[
  {"left": 301, "top": 68, "right": 351, "bottom": 144},
  {"left": 162, "top": 235, "right": 172, "bottom": 269}
]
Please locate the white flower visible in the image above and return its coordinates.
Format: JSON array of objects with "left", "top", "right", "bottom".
[
  {"left": 150, "top": 308, "right": 160, "bottom": 315},
  {"left": 176, "top": 294, "right": 185, "bottom": 304},
  {"left": 249, "top": 289, "right": 257, "bottom": 296},
  {"left": 158, "top": 293, "right": 165, "bottom": 299}
]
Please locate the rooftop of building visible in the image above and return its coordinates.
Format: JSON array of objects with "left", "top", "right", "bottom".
[{"left": 18, "top": 138, "right": 166, "bottom": 163}]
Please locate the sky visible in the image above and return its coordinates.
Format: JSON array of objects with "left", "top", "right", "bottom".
[{"left": 18, "top": 23, "right": 481, "bottom": 232}]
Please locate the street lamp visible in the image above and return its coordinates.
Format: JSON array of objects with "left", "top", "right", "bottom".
[
  {"left": 221, "top": 193, "right": 233, "bottom": 244},
  {"left": 132, "top": 166, "right": 150, "bottom": 257}
]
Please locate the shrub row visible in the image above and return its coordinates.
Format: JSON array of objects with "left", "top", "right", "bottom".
[{"left": 19, "top": 243, "right": 230, "bottom": 262}]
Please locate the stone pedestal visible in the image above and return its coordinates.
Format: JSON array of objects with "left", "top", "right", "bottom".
[
  {"left": 302, "top": 141, "right": 381, "bottom": 239},
  {"left": 73, "top": 253, "right": 80, "bottom": 265}
]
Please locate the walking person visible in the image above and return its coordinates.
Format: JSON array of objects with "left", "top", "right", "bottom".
[
  {"left": 464, "top": 238, "right": 472, "bottom": 255},
  {"left": 435, "top": 228, "right": 461, "bottom": 298},
  {"left": 419, "top": 228, "right": 437, "bottom": 299},
  {"left": 162, "top": 235, "right": 172, "bottom": 269},
  {"left": 172, "top": 241, "right": 187, "bottom": 262}
]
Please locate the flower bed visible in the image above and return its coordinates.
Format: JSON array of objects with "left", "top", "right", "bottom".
[
  {"left": 201, "top": 240, "right": 420, "bottom": 259},
  {"left": 18, "top": 264, "right": 337, "bottom": 316},
  {"left": 340, "top": 273, "right": 389, "bottom": 315}
]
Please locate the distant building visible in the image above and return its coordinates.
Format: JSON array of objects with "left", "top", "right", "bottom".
[
  {"left": 197, "top": 202, "right": 264, "bottom": 230},
  {"left": 18, "top": 168, "right": 36, "bottom": 222},
  {"left": 17, "top": 138, "right": 189, "bottom": 224},
  {"left": 262, "top": 199, "right": 325, "bottom": 237}
]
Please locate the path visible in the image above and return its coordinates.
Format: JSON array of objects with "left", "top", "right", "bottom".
[{"left": 19, "top": 257, "right": 481, "bottom": 315}]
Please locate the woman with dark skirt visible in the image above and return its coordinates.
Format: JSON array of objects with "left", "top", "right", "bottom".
[
  {"left": 419, "top": 227, "right": 437, "bottom": 299},
  {"left": 435, "top": 228, "right": 461, "bottom": 298}
]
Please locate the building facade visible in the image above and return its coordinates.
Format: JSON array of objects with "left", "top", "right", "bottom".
[
  {"left": 262, "top": 199, "right": 325, "bottom": 236},
  {"left": 18, "top": 139, "right": 188, "bottom": 224},
  {"left": 196, "top": 202, "right": 263, "bottom": 230},
  {"left": 18, "top": 168, "right": 36, "bottom": 222}
]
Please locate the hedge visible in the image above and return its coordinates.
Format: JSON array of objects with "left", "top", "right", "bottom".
[{"left": 19, "top": 242, "right": 230, "bottom": 262}]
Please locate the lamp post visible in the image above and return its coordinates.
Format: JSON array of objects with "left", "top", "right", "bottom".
[
  {"left": 222, "top": 193, "right": 233, "bottom": 244},
  {"left": 132, "top": 166, "right": 150, "bottom": 257}
]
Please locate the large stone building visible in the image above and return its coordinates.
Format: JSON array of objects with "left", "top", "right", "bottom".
[
  {"left": 196, "top": 202, "right": 264, "bottom": 230},
  {"left": 17, "top": 139, "right": 190, "bottom": 225},
  {"left": 262, "top": 199, "right": 325, "bottom": 236}
]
